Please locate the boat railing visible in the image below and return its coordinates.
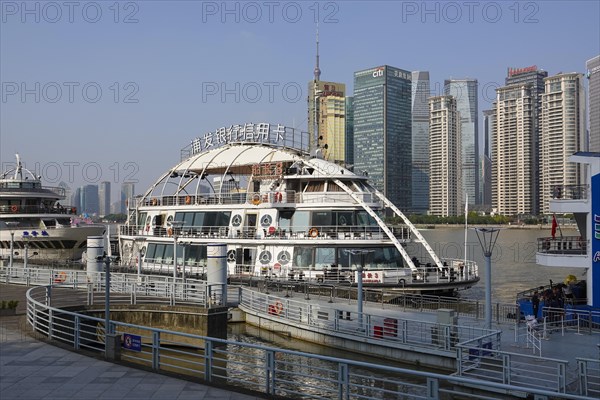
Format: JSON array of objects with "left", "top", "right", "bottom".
[
  {"left": 139, "top": 190, "right": 382, "bottom": 208},
  {"left": 537, "top": 236, "right": 587, "bottom": 255},
  {"left": 550, "top": 184, "right": 589, "bottom": 200},
  {"left": 0, "top": 204, "right": 77, "bottom": 215},
  {"left": 119, "top": 224, "right": 411, "bottom": 242},
  {"left": 0, "top": 185, "right": 65, "bottom": 197}
]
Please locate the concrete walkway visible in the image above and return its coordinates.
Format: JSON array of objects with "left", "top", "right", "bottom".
[{"left": 0, "top": 284, "right": 264, "bottom": 400}]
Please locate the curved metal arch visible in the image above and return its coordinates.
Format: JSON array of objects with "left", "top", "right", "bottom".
[
  {"left": 218, "top": 145, "right": 257, "bottom": 197},
  {"left": 191, "top": 146, "right": 233, "bottom": 198}
]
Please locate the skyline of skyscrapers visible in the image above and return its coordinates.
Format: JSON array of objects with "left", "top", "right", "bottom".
[
  {"left": 307, "top": 53, "right": 599, "bottom": 217},
  {"left": 353, "top": 65, "right": 412, "bottom": 209},
  {"left": 121, "top": 182, "right": 136, "bottom": 214},
  {"left": 429, "top": 95, "right": 461, "bottom": 217},
  {"left": 444, "top": 79, "right": 479, "bottom": 206}
]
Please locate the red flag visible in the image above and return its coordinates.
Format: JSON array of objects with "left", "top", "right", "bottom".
[{"left": 551, "top": 215, "right": 558, "bottom": 239}]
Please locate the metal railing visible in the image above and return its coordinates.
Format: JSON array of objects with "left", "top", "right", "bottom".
[
  {"left": 578, "top": 358, "right": 600, "bottom": 397},
  {"left": 550, "top": 184, "right": 589, "bottom": 200},
  {"left": 1, "top": 266, "right": 229, "bottom": 308},
  {"left": 138, "top": 190, "right": 383, "bottom": 209},
  {"left": 25, "top": 284, "right": 593, "bottom": 399},
  {"left": 537, "top": 236, "right": 588, "bottom": 255},
  {"left": 238, "top": 287, "right": 498, "bottom": 356},
  {"left": 457, "top": 336, "right": 569, "bottom": 393}
]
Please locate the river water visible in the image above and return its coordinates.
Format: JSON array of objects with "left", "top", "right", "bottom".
[{"left": 418, "top": 226, "right": 586, "bottom": 304}]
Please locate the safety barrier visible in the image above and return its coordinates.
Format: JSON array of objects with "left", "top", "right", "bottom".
[{"left": 25, "top": 284, "right": 593, "bottom": 399}]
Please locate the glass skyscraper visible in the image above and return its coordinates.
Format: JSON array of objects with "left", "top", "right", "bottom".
[
  {"left": 353, "top": 65, "right": 412, "bottom": 209},
  {"left": 345, "top": 96, "right": 354, "bottom": 165},
  {"left": 444, "top": 79, "right": 479, "bottom": 206},
  {"left": 587, "top": 55, "right": 600, "bottom": 152},
  {"left": 411, "top": 71, "right": 430, "bottom": 214}
]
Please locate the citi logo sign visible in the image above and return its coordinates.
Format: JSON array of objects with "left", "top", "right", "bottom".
[
  {"left": 372, "top": 68, "right": 384, "bottom": 78},
  {"left": 595, "top": 214, "right": 600, "bottom": 240}
]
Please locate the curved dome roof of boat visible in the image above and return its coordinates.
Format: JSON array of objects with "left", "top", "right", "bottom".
[
  {"left": 142, "top": 143, "right": 367, "bottom": 200},
  {"left": 1, "top": 154, "right": 42, "bottom": 183}
]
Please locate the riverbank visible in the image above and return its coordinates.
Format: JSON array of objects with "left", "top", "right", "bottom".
[{"left": 414, "top": 223, "right": 578, "bottom": 230}]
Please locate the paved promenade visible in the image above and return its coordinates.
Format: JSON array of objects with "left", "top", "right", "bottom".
[{"left": 0, "top": 284, "right": 263, "bottom": 400}]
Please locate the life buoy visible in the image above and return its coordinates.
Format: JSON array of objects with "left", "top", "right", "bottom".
[
  {"left": 151, "top": 198, "right": 158, "bottom": 206},
  {"left": 185, "top": 196, "right": 191, "bottom": 205},
  {"left": 309, "top": 227, "right": 319, "bottom": 238},
  {"left": 10, "top": 205, "right": 18, "bottom": 213},
  {"left": 262, "top": 194, "right": 269, "bottom": 203},
  {"left": 577, "top": 237, "right": 585, "bottom": 249},
  {"left": 274, "top": 301, "right": 283, "bottom": 315},
  {"left": 54, "top": 271, "right": 67, "bottom": 283},
  {"left": 275, "top": 192, "right": 282, "bottom": 202},
  {"left": 71, "top": 207, "right": 76, "bottom": 214},
  {"left": 167, "top": 227, "right": 173, "bottom": 237},
  {"left": 145, "top": 225, "right": 150, "bottom": 232},
  {"left": 252, "top": 194, "right": 261, "bottom": 205}
]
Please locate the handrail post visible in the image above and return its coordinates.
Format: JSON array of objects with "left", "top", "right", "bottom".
[
  {"left": 338, "top": 363, "right": 349, "bottom": 400},
  {"left": 204, "top": 340, "right": 213, "bottom": 382},
  {"left": 426, "top": 377, "right": 439, "bottom": 399},
  {"left": 152, "top": 331, "right": 160, "bottom": 370},
  {"left": 502, "top": 354, "right": 510, "bottom": 385},
  {"left": 578, "top": 360, "right": 587, "bottom": 396},
  {"left": 74, "top": 315, "right": 80, "bottom": 350},
  {"left": 266, "top": 349, "right": 275, "bottom": 395}
]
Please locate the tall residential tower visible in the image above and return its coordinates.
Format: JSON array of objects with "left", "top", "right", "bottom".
[
  {"left": 587, "top": 55, "right": 600, "bottom": 152},
  {"left": 540, "top": 73, "right": 587, "bottom": 213},
  {"left": 429, "top": 96, "right": 461, "bottom": 216}
]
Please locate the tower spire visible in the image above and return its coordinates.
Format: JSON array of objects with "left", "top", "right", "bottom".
[{"left": 314, "top": 23, "right": 321, "bottom": 81}]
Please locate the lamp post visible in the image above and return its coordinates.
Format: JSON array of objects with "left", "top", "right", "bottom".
[
  {"left": 22, "top": 233, "right": 29, "bottom": 270},
  {"left": 345, "top": 249, "right": 374, "bottom": 331},
  {"left": 179, "top": 241, "right": 192, "bottom": 279},
  {"left": 170, "top": 221, "right": 184, "bottom": 279},
  {"left": 133, "top": 237, "right": 145, "bottom": 280},
  {"left": 474, "top": 228, "right": 500, "bottom": 329},
  {"left": 5, "top": 221, "right": 19, "bottom": 269}
]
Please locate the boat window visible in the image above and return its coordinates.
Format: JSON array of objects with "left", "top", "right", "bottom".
[
  {"left": 174, "top": 212, "right": 185, "bottom": 222},
  {"left": 216, "top": 211, "right": 231, "bottom": 226},
  {"left": 335, "top": 211, "right": 354, "bottom": 226},
  {"left": 292, "top": 211, "right": 310, "bottom": 231},
  {"left": 163, "top": 245, "right": 174, "bottom": 264},
  {"left": 294, "top": 247, "right": 313, "bottom": 270},
  {"left": 42, "top": 219, "right": 56, "bottom": 227},
  {"left": 138, "top": 212, "right": 147, "bottom": 226},
  {"left": 278, "top": 210, "right": 294, "bottom": 232},
  {"left": 311, "top": 211, "right": 332, "bottom": 228},
  {"left": 183, "top": 212, "right": 194, "bottom": 227},
  {"left": 193, "top": 212, "right": 206, "bottom": 227},
  {"left": 305, "top": 181, "right": 325, "bottom": 192},
  {"left": 327, "top": 182, "right": 343, "bottom": 192},
  {"left": 356, "top": 211, "right": 377, "bottom": 226},
  {"left": 315, "top": 248, "right": 335, "bottom": 271}
]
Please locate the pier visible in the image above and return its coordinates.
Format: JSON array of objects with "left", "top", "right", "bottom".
[{"left": 1, "top": 266, "right": 599, "bottom": 399}]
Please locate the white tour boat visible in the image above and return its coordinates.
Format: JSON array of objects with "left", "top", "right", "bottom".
[
  {"left": 119, "top": 123, "right": 479, "bottom": 293},
  {"left": 0, "top": 154, "right": 106, "bottom": 264}
]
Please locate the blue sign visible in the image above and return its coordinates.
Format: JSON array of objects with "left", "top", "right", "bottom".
[
  {"left": 122, "top": 333, "right": 142, "bottom": 352},
  {"left": 592, "top": 172, "right": 600, "bottom": 306}
]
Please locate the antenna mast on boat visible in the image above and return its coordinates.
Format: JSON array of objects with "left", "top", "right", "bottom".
[{"left": 311, "top": 22, "right": 321, "bottom": 156}]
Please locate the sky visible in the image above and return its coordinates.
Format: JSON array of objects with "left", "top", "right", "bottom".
[{"left": 1, "top": 0, "right": 599, "bottom": 204}]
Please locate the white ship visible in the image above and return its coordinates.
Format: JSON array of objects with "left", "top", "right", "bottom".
[
  {"left": 0, "top": 155, "right": 105, "bottom": 264},
  {"left": 119, "top": 123, "right": 479, "bottom": 293}
]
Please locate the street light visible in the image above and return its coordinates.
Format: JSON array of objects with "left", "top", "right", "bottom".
[
  {"left": 345, "top": 249, "right": 374, "bottom": 331},
  {"left": 169, "top": 221, "right": 184, "bottom": 279},
  {"left": 133, "top": 237, "right": 146, "bottom": 280},
  {"left": 178, "top": 241, "right": 192, "bottom": 279},
  {"left": 22, "top": 232, "right": 30, "bottom": 270},
  {"left": 97, "top": 253, "right": 119, "bottom": 360},
  {"left": 4, "top": 221, "right": 19, "bottom": 269},
  {"left": 474, "top": 227, "right": 501, "bottom": 329}
]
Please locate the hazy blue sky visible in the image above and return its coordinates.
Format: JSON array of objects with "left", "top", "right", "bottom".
[{"left": 1, "top": 0, "right": 598, "bottom": 202}]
